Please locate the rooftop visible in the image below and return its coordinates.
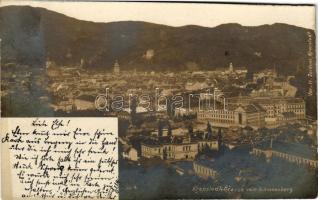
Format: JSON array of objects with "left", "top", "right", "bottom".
[
  {"left": 255, "top": 141, "right": 316, "bottom": 160},
  {"left": 142, "top": 133, "right": 217, "bottom": 147}
]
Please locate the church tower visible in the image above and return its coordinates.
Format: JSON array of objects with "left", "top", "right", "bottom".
[
  {"left": 113, "top": 60, "right": 120, "bottom": 74},
  {"left": 229, "top": 62, "right": 234, "bottom": 72}
]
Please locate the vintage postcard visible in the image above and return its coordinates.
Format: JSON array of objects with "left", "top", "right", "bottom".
[{"left": 0, "top": 1, "right": 317, "bottom": 199}]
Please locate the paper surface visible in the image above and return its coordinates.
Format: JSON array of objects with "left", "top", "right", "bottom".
[{"left": 1, "top": 118, "right": 119, "bottom": 200}]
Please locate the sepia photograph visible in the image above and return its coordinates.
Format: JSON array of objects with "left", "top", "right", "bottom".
[{"left": 0, "top": 1, "right": 317, "bottom": 199}]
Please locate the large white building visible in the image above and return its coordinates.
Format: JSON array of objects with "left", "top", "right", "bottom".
[
  {"left": 197, "top": 104, "right": 266, "bottom": 129},
  {"left": 228, "top": 96, "right": 306, "bottom": 127}
]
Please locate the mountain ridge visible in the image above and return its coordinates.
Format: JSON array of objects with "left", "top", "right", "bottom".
[{"left": 0, "top": 5, "right": 315, "bottom": 75}]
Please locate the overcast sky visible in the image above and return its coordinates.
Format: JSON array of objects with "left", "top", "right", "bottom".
[{"left": 0, "top": 1, "right": 315, "bottom": 29}]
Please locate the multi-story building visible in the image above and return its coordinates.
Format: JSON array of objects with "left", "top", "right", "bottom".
[
  {"left": 193, "top": 160, "right": 218, "bottom": 179},
  {"left": 228, "top": 96, "right": 306, "bottom": 127},
  {"left": 141, "top": 134, "right": 219, "bottom": 160},
  {"left": 197, "top": 104, "right": 266, "bottom": 129},
  {"left": 141, "top": 136, "right": 198, "bottom": 160},
  {"left": 251, "top": 140, "right": 318, "bottom": 168}
]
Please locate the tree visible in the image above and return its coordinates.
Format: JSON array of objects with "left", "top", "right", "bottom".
[
  {"left": 130, "top": 97, "right": 137, "bottom": 125},
  {"left": 217, "top": 128, "right": 223, "bottom": 147},
  {"left": 158, "top": 120, "right": 164, "bottom": 137},
  {"left": 207, "top": 122, "right": 212, "bottom": 139},
  {"left": 167, "top": 121, "right": 172, "bottom": 136},
  {"left": 167, "top": 97, "right": 175, "bottom": 118},
  {"left": 187, "top": 123, "right": 193, "bottom": 135}
]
